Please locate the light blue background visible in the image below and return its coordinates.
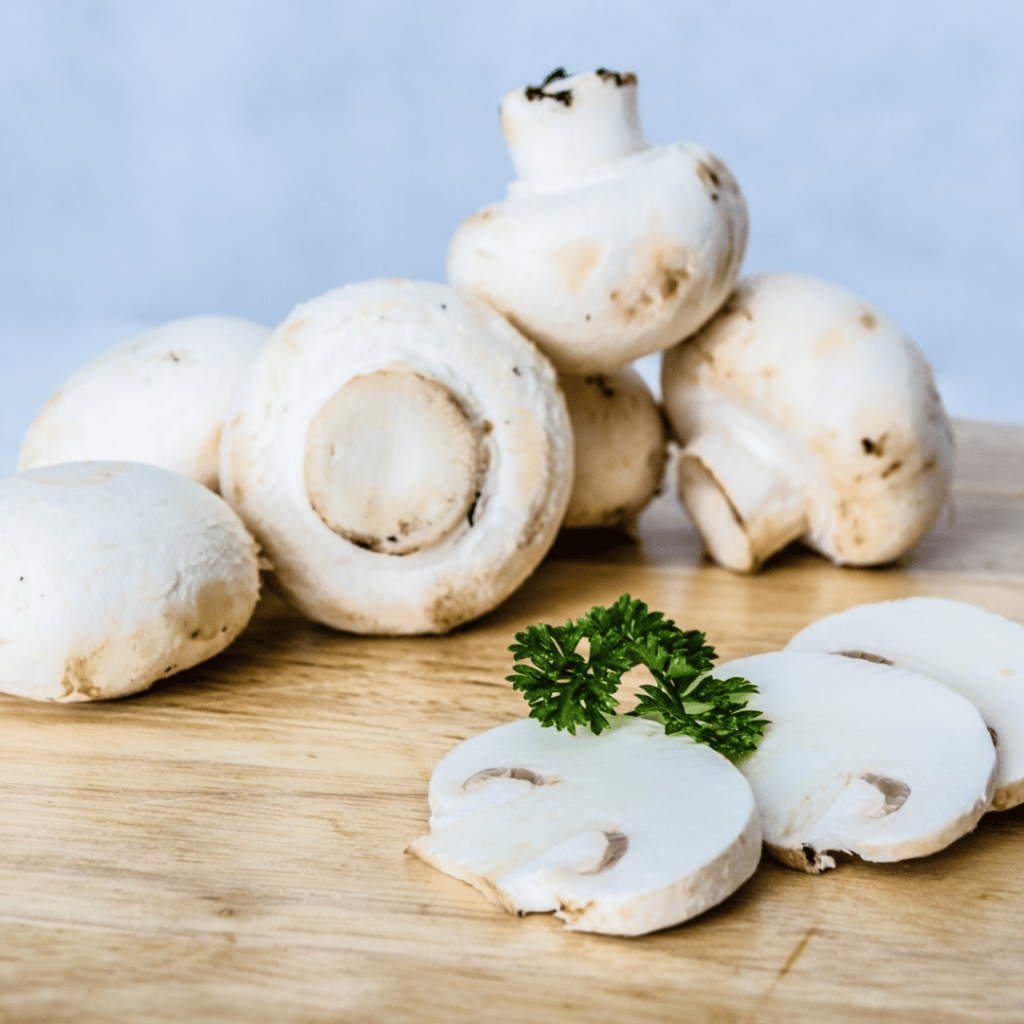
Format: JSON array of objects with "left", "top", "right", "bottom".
[{"left": 3, "top": 0, "right": 1023, "bottom": 472}]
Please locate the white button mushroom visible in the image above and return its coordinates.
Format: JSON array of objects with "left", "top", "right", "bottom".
[
  {"left": 0, "top": 461, "right": 261, "bottom": 702},
  {"left": 560, "top": 368, "right": 668, "bottom": 528},
  {"left": 19, "top": 316, "right": 270, "bottom": 493},
  {"left": 447, "top": 68, "right": 749, "bottom": 374},
  {"left": 408, "top": 716, "right": 761, "bottom": 936},
  {"left": 661, "top": 272, "right": 954, "bottom": 571},
  {"left": 219, "top": 279, "right": 573, "bottom": 635},
  {"left": 707, "top": 651, "right": 996, "bottom": 872},
  {"left": 787, "top": 597, "right": 1024, "bottom": 811}
]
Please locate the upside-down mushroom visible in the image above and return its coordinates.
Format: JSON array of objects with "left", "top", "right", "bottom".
[
  {"left": 19, "top": 316, "right": 270, "bottom": 493},
  {"left": 0, "top": 461, "right": 261, "bottom": 702},
  {"left": 219, "top": 279, "right": 573, "bottom": 635},
  {"left": 661, "top": 272, "right": 954, "bottom": 571},
  {"left": 448, "top": 68, "right": 748, "bottom": 374}
]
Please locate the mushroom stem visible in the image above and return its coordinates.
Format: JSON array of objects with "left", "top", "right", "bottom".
[
  {"left": 304, "top": 367, "right": 486, "bottom": 556},
  {"left": 679, "top": 424, "right": 808, "bottom": 572},
  {"left": 501, "top": 69, "right": 647, "bottom": 183}
]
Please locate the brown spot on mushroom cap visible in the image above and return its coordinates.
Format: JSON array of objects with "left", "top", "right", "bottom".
[
  {"left": 555, "top": 239, "right": 603, "bottom": 293},
  {"left": 58, "top": 652, "right": 106, "bottom": 700},
  {"left": 861, "top": 435, "right": 887, "bottom": 457},
  {"left": 283, "top": 317, "right": 307, "bottom": 349},
  {"left": 859, "top": 311, "right": 878, "bottom": 330},
  {"left": 608, "top": 245, "right": 695, "bottom": 325},
  {"left": 695, "top": 159, "right": 722, "bottom": 200},
  {"left": 190, "top": 578, "right": 241, "bottom": 642},
  {"left": 430, "top": 579, "right": 491, "bottom": 635}
]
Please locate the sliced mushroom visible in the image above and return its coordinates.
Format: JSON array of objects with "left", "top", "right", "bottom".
[
  {"left": 0, "top": 461, "right": 261, "bottom": 702},
  {"left": 408, "top": 716, "right": 761, "bottom": 936},
  {"left": 706, "top": 651, "right": 996, "bottom": 872},
  {"left": 788, "top": 597, "right": 1024, "bottom": 810},
  {"left": 19, "top": 316, "right": 270, "bottom": 493},
  {"left": 661, "top": 272, "right": 954, "bottom": 571},
  {"left": 560, "top": 367, "right": 668, "bottom": 528},
  {"left": 448, "top": 68, "right": 748, "bottom": 374},
  {"left": 219, "top": 279, "right": 573, "bottom": 635}
]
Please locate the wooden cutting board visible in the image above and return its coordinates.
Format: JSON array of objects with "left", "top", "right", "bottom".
[{"left": 2, "top": 419, "right": 1022, "bottom": 1024}]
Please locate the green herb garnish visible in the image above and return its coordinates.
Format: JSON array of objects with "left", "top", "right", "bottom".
[{"left": 507, "top": 594, "right": 769, "bottom": 762}]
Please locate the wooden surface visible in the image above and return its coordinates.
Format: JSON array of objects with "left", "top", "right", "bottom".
[{"left": 2, "top": 419, "right": 1023, "bottom": 1024}]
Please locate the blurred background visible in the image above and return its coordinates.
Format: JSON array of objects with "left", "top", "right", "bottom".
[{"left": 3, "top": 0, "right": 1023, "bottom": 473}]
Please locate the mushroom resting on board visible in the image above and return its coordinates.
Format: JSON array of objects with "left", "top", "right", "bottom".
[
  {"left": 560, "top": 367, "right": 668, "bottom": 528},
  {"left": 661, "top": 272, "right": 954, "bottom": 571},
  {"left": 220, "top": 278, "right": 573, "bottom": 636},
  {"left": 788, "top": 597, "right": 1024, "bottom": 810},
  {"left": 19, "top": 316, "right": 270, "bottom": 493},
  {"left": 708, "top": 651, "right": 996, "bottom": 873},
  {"left": 0, "top": 461, "right": 261, "bottom": 702},
  {"left": 448, "top": 68, "right": 748, "bottom": 374},
  {"left": 408, "top": 716, "right": 761, "bottom": 936}
]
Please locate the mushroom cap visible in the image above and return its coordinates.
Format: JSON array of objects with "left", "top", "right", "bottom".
[
  {"left": 0, "top": 461, "right": 261, "bottom": 702},
  {"left": 409, "top": 716, "right": 761, "bottom": 936},
  {"left": 19, "top": 315, "right": 270, "bottom": 492},
  {"left": 448, "top": 71, "right": 747, "bottom": 375},
  {"left": 560, "top": 367, "right": 668, "bottom": 528},
  {"left": 710, "top": 651, "right": 996, "bottom": 872},
  {"left": 661, "top": 272, "right": 954, "bottom": 571},
  {"left": 787, "top": 597, "right": 1024, "bottom": 811},
  {"left": 219, "top": 279, "right": 573, "bottom": 635}
]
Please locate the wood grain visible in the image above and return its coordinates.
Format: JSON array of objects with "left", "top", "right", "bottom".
[{"left": 2, "top": 420, "right": 1023, "bottom": 1023}]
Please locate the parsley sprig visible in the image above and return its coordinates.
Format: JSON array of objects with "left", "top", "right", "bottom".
[{"left": 507, "top": 594, "right": 769, "bottom": 762}]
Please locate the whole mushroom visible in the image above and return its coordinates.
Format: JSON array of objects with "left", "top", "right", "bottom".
[
  {"left": 19, "top": 315, "right": 270, "bottom": 493},
  {"left": 220, "top": 279, "right": 573, "bottom": 635},
  {"left": 560, "top": 367, "right": 668, "bottom": 528},
  {"left": 448, "top": 68, "right": 748, "bottom": 374},
  {"left": 661, "top": 272, "right": 954, "bottom": 571},
  {"left": 0, "top": 461, "right": 261, "bottom": 702}
]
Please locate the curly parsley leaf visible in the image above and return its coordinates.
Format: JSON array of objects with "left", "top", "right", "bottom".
[{"left": 507, "top": 594, "right": 769, "bottom": 760}]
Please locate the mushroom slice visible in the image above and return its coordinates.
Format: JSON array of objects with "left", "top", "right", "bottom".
[
  {"left": 408, "top": 717, "right": 761, "bottom": 936},
  {"left": 707, "top": 652, "right": 996, "bottom": 872},
  {"left": 219, "top": 279, "right": 573, "bottom": 635},
  {"left": 19, "top": 316, "right": 270, "bottom": 493},
  {"left": 788, "top": 597, "right": 1024, "bottom": 810},
  {"left": 448, "top": 68, "right": 748, "bottom": 374},
  {"left": 0, "top": 462, "right": 261, "bottom": 702},
  {"left": 559, "top": 367, "right": 668, "bottom": 528},
  {"left": 660, "top": 272, "right": 953, "bottom": 571}
]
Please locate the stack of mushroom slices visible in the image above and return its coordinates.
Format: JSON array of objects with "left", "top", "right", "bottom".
[
  {"left": 408, "top": 717, "right": 761, "bottom": 937},
  {"left": 410, "top": 595, "right": 1022, "bottom": 935}
]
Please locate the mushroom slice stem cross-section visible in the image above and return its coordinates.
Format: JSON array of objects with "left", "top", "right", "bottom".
[
  {"left": 708, "top": 652, "right": 996, "bottom": 873},
  {"left": 408, "top": 717, "right": 761, "bottom": 936}
]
